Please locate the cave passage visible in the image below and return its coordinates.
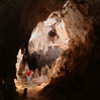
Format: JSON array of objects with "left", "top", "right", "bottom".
[
  {"left": 14, "top": 1, "right": 91, "bottom": 98},
  {"left": 14, "top": 9, "right": 69, "bottom": 97},
  {"left": 0, "top": 0, "right": 100, "bottom": 100},
  {"left": 11, "top": 0, "right": 100, "bottom": 100}
]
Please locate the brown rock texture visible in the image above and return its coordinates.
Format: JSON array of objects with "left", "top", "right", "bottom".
[{"left": 0, "top": 0, "right": 100, "bottom": 100}]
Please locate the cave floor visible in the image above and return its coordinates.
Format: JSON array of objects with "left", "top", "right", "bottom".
[{"left": 15, "top": 76, "right": 49, "bottom": 100}]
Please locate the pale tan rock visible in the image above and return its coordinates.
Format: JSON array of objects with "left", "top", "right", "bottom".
[
  {"left": 25, "top": 63, "right": 29, "bottom": 72},
  {"left": 33, "top": 68, "right": 40, "bottom": 78},
  {"left": 41, "top": 66, "right": 48, "bottom": 76}
]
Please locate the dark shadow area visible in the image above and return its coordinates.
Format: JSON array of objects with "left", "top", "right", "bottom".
[{"left": 23, "top": 47, "right": 61, "bottom": 70}]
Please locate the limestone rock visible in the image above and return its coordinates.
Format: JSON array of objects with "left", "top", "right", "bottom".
[
  {"left": 41, "top": 66, "right": 48, "bottom": 76},
  {"left": 33, "top": 68, "right": 40, "bottom": 78},
  {"left": 0, "top": 0, "right": 100, "bottom": 100}
]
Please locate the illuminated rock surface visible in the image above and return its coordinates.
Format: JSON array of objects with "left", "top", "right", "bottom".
[{"left": 0, "top": 0, "right": 100, "bottom": 100}]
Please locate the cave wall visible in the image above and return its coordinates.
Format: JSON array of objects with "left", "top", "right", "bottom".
[
  {"left": 0, "top": 0, "right": 67, "bottom": 99},
  {"left": 39, "top": 0, "right": 100, "bottom": 100},
  {"left": 0, "top": 0, "right": 100, "bottom": 100}
]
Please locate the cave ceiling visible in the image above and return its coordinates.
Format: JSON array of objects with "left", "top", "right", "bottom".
[{"left": 0, "top": 0, "right": 100, "bottom": 100}]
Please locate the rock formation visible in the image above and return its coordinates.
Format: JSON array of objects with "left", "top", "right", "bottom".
[{"left": 0, "top": 0, "right": 100, "bottom": 100}]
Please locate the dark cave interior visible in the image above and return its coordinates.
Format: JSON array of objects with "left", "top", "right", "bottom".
[{"left": 0, "top": 0, "right": 100, "bottom": 100}]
